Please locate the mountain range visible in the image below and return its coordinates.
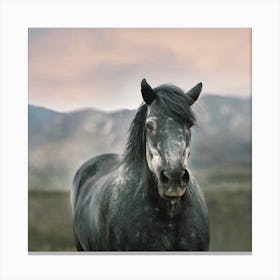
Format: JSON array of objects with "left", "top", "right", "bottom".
[{"left": 28, "top": 95, "right": 251, "bottom": 190}]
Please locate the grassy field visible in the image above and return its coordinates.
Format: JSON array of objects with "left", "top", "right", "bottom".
[
  {"left": 28, "top": 191, "right": 75, "bottom": 251},
  {"left": 29, "top": 166, "right": 251, "bottom": 252}
]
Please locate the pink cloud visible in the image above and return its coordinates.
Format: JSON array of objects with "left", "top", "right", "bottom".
[{"left": 29, "top": 28, "right": 251, "bottom": 111}]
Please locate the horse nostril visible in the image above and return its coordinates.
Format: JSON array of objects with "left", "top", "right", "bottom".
[
  {"left": 160, "top": 170, "right": 169, "bottom": 184},
  {"left": 182, "top": 169, "right": 190, "bottom": 183}
]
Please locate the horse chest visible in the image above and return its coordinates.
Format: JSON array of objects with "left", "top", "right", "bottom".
[{"left": 107, "top": 201, "right": 201, "bottom": 251}]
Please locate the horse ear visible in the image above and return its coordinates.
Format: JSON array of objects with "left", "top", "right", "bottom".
[
  {"left": 186, "top": 82, "right": 203, "bottom": 105},
  {"left": 141, "top": 79, "right": 156, "bottom": 105}
]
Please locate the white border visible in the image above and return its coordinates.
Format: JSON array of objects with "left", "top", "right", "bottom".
[{"left": 1, "top": 1, "right": 279, "bottom": 280}]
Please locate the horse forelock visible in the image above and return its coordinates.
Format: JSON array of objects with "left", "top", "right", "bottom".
[{"left": 153, "top": 84, "right": 196, "bottom": 126}]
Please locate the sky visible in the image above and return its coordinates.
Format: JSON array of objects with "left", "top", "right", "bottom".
[{"left": 28, "top": 28, "right": 251, "bottom": 112}]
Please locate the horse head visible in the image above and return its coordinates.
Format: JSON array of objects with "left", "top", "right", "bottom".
[{"left": 141, "top": 79, "right": 202, "bottom": 201}]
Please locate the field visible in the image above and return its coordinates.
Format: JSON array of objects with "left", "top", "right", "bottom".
[{"left": 28, "top": 166, "right": 251, "bottom": 252}]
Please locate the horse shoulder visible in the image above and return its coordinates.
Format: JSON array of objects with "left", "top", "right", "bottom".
[
  {"left": 71, "top": 153, "right": 121, "bottom": 250},
  {"left": 183, "top": 173, "right": 209, "bottom": 250},
  {"left": 71, "top": 153, "right": 121, "bottom": 211},
  {"left": 188, "top": 173, "right": 208, "bottom": 215}
]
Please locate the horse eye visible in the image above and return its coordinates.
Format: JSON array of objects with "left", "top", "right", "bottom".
[
  {"left": 185, "top": 121, "right": 193, "bottom": 128},
  {"left": 146, "top": 121, "right": 155, "bottom": 132},
  {"left": 184, "top": 149, "right": 191, "bottom": 158}
]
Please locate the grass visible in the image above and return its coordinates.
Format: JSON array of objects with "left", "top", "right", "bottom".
[
  {"left": 192, "top": 164, "right": 251, "bottom": 189},
  {"left": 28, "top": 191, "right": 75, "bottom": 251},
  {"left": 28, "top": 165, "right": 251, "bottom": 252},
  {"left": 206, "top": 186, "right": 251, "bottom": 251}
]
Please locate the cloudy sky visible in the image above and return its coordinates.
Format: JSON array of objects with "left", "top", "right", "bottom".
[{"left": 28, "top": 28, "right": 251, "bottom": 112}]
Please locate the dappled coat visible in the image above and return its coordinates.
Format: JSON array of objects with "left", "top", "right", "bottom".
[{"left": 71, "top": 79, "right": 209, "bottom": 251}]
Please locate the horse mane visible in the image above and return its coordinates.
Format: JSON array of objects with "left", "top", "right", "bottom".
[
  {"left": 122, "top": 84, "right": 196, "bottom": 171},
  {"left": 122, "top": 103, "right": 148, "bottom": 171},
  {"left": 154, "top": 84, "right": 196, "bottom": 125}
]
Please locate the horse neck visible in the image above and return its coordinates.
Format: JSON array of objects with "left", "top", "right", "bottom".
[{"left": 121, "top": 153, "right": 156, "bottom": 194}]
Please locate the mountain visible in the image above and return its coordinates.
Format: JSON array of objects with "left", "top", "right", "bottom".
[
  {"left": 28, "top": 95, "right": 251, "bottom": 190},
  {"left": 191, "top": 95, "right": 251, "bottom": 166}
]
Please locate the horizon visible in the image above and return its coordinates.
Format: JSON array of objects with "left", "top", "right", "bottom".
[{"left": 28, "top": 93, "right": 251, "bottom": 114}]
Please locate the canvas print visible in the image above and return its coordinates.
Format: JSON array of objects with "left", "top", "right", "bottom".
[{"left": 28, "top": 28, "right": 251, "bottom": 252}]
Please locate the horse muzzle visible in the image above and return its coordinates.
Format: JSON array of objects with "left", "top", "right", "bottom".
[
  {"left": 160, "top": 187, "right": 187, "bottom": 200},
  {"left": 155, "top": 165, "right": 190, "bottom": 200},
  {"left": 158, "top": 170, "right": 189, "bottom": 200}
]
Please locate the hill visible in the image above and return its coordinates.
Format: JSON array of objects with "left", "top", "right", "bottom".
[{"left": 28, "top": 95, "right": 251, "bottom": 190}]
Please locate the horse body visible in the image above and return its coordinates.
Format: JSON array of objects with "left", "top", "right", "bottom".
[{"left": 72, "top": 79, "right": 209, "bottom": 251}]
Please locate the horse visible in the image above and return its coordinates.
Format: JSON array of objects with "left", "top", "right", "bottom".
[{"left": 71, "top": 79, "right": 209, "bottom": 251}]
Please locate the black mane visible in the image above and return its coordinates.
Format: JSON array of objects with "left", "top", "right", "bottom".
[
  {"left": 122, "top": 103, "right": 147, "bottom": 171},
  {"left": 154, "top": 84, "right": 196, "bottom": 125},
  {"left": 123, "top": 84, "right": 196, "bottom": 170}
]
